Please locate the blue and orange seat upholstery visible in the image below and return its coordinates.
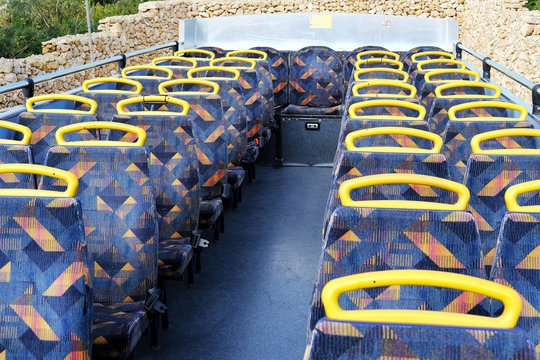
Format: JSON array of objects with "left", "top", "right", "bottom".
[
  {"left": 465, "top": 129, "right": 540, "bottom": 271},
  {"left": 409, "top": 58, "right": 466, "bottom": 89},
  {"left": 0, "top": 121, "right": 36, "bottom": 188},
  {"left": 345, "top": 69, "right": 411, "bottom": 101},
  {"left": 174, "top": 49, "right": 215, "bottom": 67},
  {"left": 151, "top": 56, "right": 198, "bottom": 79},
  {"left": 121, "top": 65, "right": 174, "bottom": 95},
  {"left": 343, "top": 46, "right": 390, "bottom": 86},
  {"left": 307, "top": 270, "right": 534, "bottom": 359},
  {"left": 417, "top": 69, "right": 482, "bottom": 109},
  {"left": 111, "top": 98, "right": 199, "bottom": 278},
  {"left": 310, "top": 174, "right": 485, "bottom": 333},
  {"left": 442, "top": 101, "right": 533, "bottom": 183},
  {"left": 0, "top": 164, "right": 93, "bottom": 359},
  {"left": 284, "top": 46, "right": 344, "bottom": 116},
  {"left": 401, "top": 46, "right": 449, "bottom": 72},
  {"left": 251, "top": 46, "right": 289, "bottom": 107},
  {"left": 491, "top": 180, "right": 540, "bottom": 357},
  {"left": 17, "top": 94, "right": 99, "bottom": 165},
  {"left": 41, "top": 122, "right": 160, "bottom": 358}
]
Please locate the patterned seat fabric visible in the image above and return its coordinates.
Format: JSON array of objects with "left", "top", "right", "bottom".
[
  {"left": 345, "top": 99, "right": 424, "bottom": 123},
  {"left": 251, "top": 47, "right": 289, "bottom": 106},
  {"left": 227, "top": 166, "right": 246, "bottom": 191},
  {"left": 17, "top": 112, "right": 98, "bottom": 165},
  {"left": 78, "top": 92, "right": 140, "bottom": 122},
  {"left": 111, "top": 114, "right": 198, "bottom": 280},
  {"left": 198, "top": 46, "right": 226, "bottom": 58},
  {"left": 309, "top": 206, "right": 485, "bottom": 333},
  {"left": 401, "top": 46, "right": 446, "bottom": 72},
  {"left": 466, "top": 154, "right": 540, "bottom": 270},
  {"left": 0, "top": 196, "right": 92, "bottom": 359},
  {"left": 167, "top": 93, "right": 228, "bottom": 199},
  {"left": 285, "top": 46, "right": 344, "bottom": 115},
  {"left": 307, "top": 319, "right": 536, "bottom": 359},
  {"left": 323, "top": 151, "right": 450, "bottom": 237},
  {"left": 443, "top": 120, "right": 534, "bottom": 183},
  {"left": 345, "top": 80, "right": 414, "bottom": 102},
  {"left": 199, "top": 198, "right": 225, "bottom": 228},
  {"left": 420, "top": 84, "right": 498, "bottom": 116},
  {"left": 343, "top": 46, "right": 389, "bottom": 87},
  {"left": 491, "top": 212, "right": 540, "bottom": 356},
  {"left": 0, "top": 144, "right": 36, "bottom": 188},
  {"left": 42, "top": 145, "right": 159, "bottom": 359},
  {"left": 428, "top": 98, "right": 507, "bottom": 136},
  {"left": 158, "top": 238, "right": 194, "bottom": 279}
]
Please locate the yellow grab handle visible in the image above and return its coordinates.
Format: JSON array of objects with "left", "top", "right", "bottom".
[
  {"left": 55, "top": 121, "right": 146, "bottom": 147},
  {"left": 471, "top": 129, "right": 540, "bottom": 155},
  {"left": 355, "top": 58, "right": 404, "bottom": 71},
  {"left": 0, "top": 164, "right": 78, "bottom": 198},
  {"left": 322, "top": 269, "right": 521, "bottom": 329},
  {"left": 424, "top": 69, "right": 480, "bottom": 83},
  {"left": 506, "top": 180, "right": 540, "bottom": 212},
  {"left": 345, "top": 127, "right": 442, "bottom": 153},
  {"left": 448, "top": 101, "right": 528, "bottom": 121},
  {"left": 356, "top": 50, "right": 400, "bottom": 61},
  {"left": 226, "top": 49, "right": 267, "bottom": 60},
  {"left": 352, "top": 80, "right": 417, "bottom": 98},
  {"left": 152, "top": 56, "right": 197, "bottom": 69},
  {"left": 116, "top": 95, "right": 190, "bottom": 116},
  {"left": 26, "top": 94, "right": 98, "bottom": 115},
  {"left": 338, "top": 174, "right": 469, "bottom": 210},
  {"left": 174, "top": 49, "right": 215, "bottom": 60},
  {"left": 353, "top": 68, "right": 409, "bottom": 82},
  {"left": 416, "top": 59, "right": 466, "bottom": 72},
  {"left": 411, "top": 51, "right": 455, "bottom": 62},
  {"left": 82, "top": 77, "right": 143, "bottom": 94},
  {"left": 187, "top": 66, "right": 241, "bottom": 80},
  {"left": 0, "top": 121, "right": 32, "bottom": 145},
  {"left": 434, "top": 81, "right": 501, "bottom": 98},
  {"left": 158, "top": 79, "right": 220, "bottom": 95},
  {"left": 348, "top": 99, "right": 426, "bottom": 120},
  {"left": 121, "top": 65, "right": 174, "bottom": 80},
  {"left": 210, "top": 57, "right": 257, "bottom": 69}
]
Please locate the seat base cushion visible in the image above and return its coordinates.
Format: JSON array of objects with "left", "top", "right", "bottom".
[
  {"left": 158, "top": 238, "right": 194, "bottom": 279},
  {"left": 282, "top": 104, "right": 342, "bottom": 116},
  {"left": 199, "top": 198, "right": 224, "bottom": 229},
  {"left": 243, "top": 145, "right": 259, "bottom": 164},
  {"left": 260, "top": 127, "right": 272, "bottom": 148},
  {"left": 92, "top": 301, "right": 148, "bottom": 359},
  {"left": 227, "top": 167, "right": 245, "bottom": 190}
]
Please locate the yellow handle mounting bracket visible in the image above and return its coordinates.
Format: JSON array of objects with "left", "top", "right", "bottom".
[
  {"left": 82, "top": 77, "right": 143, "bottom": 94},
  {"left": 322, "top": 269, "right": 522, "bottom": 329},
  {"left": 0, "top": 164, "right": 78, "bottom": 198},
  {"left": 338, "top": 173, "right": 470, "bottom": 210},
  {"left": 116, "top": 95, "right": 190, "bottom": 116},
  {"left": 26, "top": 94, "right": 98, "bottom": 115},
  {"left": 0, "top": 121, "right": 32, "bottom": 145},
  {"left": 158, "top": 79, "right": 220, "bottom": 95},
  {"left": 55, "top": 121, "right": 146, "bottom": 147},
  {"left": 348, "top": 99, "right": 426, "bottom": 120},
  {"left": 345, "top": 127, "right": 442, "bottom": 153},
  {"left": 352, "top": 80, "right": 417, "bottom": 98}
]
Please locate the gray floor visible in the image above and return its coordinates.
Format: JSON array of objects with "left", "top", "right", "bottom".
[{"left": 136, "top": 165, "right": 332, "bottom": 359}]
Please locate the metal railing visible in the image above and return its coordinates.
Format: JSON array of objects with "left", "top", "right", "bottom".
[
  {"left": 0, "top": 40, "right": 181, "bottom": 99},
  {"left": 455, "top": 42, "right": 540, "bottom": 115}
]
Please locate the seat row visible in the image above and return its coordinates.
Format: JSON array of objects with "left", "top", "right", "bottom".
[{"left": 304, "top": 60, "right": 540, "bottom": 358}]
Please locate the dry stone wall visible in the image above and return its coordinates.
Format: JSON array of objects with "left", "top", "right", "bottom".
[{"left": 0, "top": 0, "right": 538, "bottom": 109}]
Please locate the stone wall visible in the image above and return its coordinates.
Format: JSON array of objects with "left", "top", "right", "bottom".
[{"left": 0, "top": 0, "right": 538, "bottom": 109}]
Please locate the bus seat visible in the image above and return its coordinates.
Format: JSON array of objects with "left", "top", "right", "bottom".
[
  {"left": 409, "top": 59, "right": 466, "bottom": 88},
  {"left": 17, "top": 94, "right": 99, "bottom": 165},
  {"left": 198, "top": 46, "right": 226, "bottom": 58},
  {"left": 343, "top": 46, "right": 390, "bottom": 87},
  {"left": 465, "top": 129, "right": 540, "bottom": 271},
  {"left": 442, "top": 101, "right": 533, "bottom": 183},
  {"left": 251, "top": 46, "right": 289, "bottom": 107},
  {"left": 310, "top": 174, "right": 485, "bottom": 333},
  {"left": 0, "top": 164, "right": 92, "bottom": 359},
  {"left": 110, "top": 98, "right": 202, "bottom": 270},
  {"left": 307, "top": 270, "right": 533, "bottom": 359},
  {"left": 151, "top": 56, "right": 198, "bottom": 79},
  {"left": 284, "top": 46, "right": 344, "bottom": 116},
  {"left": 491, "top": 180, "right": 540, "bottom": 357},
  {"left": 174, "top": 48, "right": 215, "bottom": 67},
  {"left": 121, "top": 65, "right": 174, "bottom": 95},
  {"left": 0, "top": 121, "right": 35, "bottom": 188},
  {"left": 401, "top": 46, "right": 449, "bottom": 72},
  {"left": 345, "top": 70, "right": 411, "bottom": 100}
]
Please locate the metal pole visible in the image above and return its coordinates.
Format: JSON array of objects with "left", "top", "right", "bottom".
[{"left": 84, "top": 0, "right": 96, "bottom": 78}]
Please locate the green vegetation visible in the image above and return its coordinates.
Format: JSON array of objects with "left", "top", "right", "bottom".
[
  {"left": 0, "top": 0, "right": 149, "bottom": 58},
  {"left": 526, "top": 0, "right": 540, "bottom": 10}
]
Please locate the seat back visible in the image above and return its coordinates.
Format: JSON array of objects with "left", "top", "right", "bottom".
[
  {"left": 151, "top": 56, "right": 198, "bottom": 79},
  {"left": 159, "top": 79, "right": 228, "bottom": 199},
  {"left": 112, "top": 97, "right": 200, "bottom": 241},
  {"left": 174, "top": 49, "right": 215, "bottom": 67},
  {"left": 198, "top": 46, "right": 226, "bottom": 58},
  {"left": 42, "top": 128, "right": 158, "bottom": 305},
  {"left": 121, "top": 65, "right": 174, "bottom": 95},
  {"left": 310, "top": 175, "right": 484, "bottom": 332},
  {"left": 251, "top": 46, "right": 289, "bottom": 107},
  {"left": 0, "top": 164, "right": 92, "bottom": 359},
  {"left": 17, "top": 94, "right": 99, "bottom": 165},
  {"left": 343, "top": 46, "right": 389, "bottom": 86},
  {"left": 188, "top": 66, "right": 248, "bottom": 166},
  {"left": 418, "top": 69, "right": 481, "bottom": 108},
  {"left": 401, "top": 46, "right": 449, "bottom": 72},
  {"left": 288, "top": 46, "right": 344, "bottom": 107},
  {"left": 0, "top": 121, "right": 35, "bottom": 188}
]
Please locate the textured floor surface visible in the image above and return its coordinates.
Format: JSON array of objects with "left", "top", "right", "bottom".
[{"left": 135, "top": 165, "right": 332, "bottom": 359}]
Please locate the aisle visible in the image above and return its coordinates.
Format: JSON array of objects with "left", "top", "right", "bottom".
[{"left": 136, "top": 165, "right": 332, "bottom": 359}]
